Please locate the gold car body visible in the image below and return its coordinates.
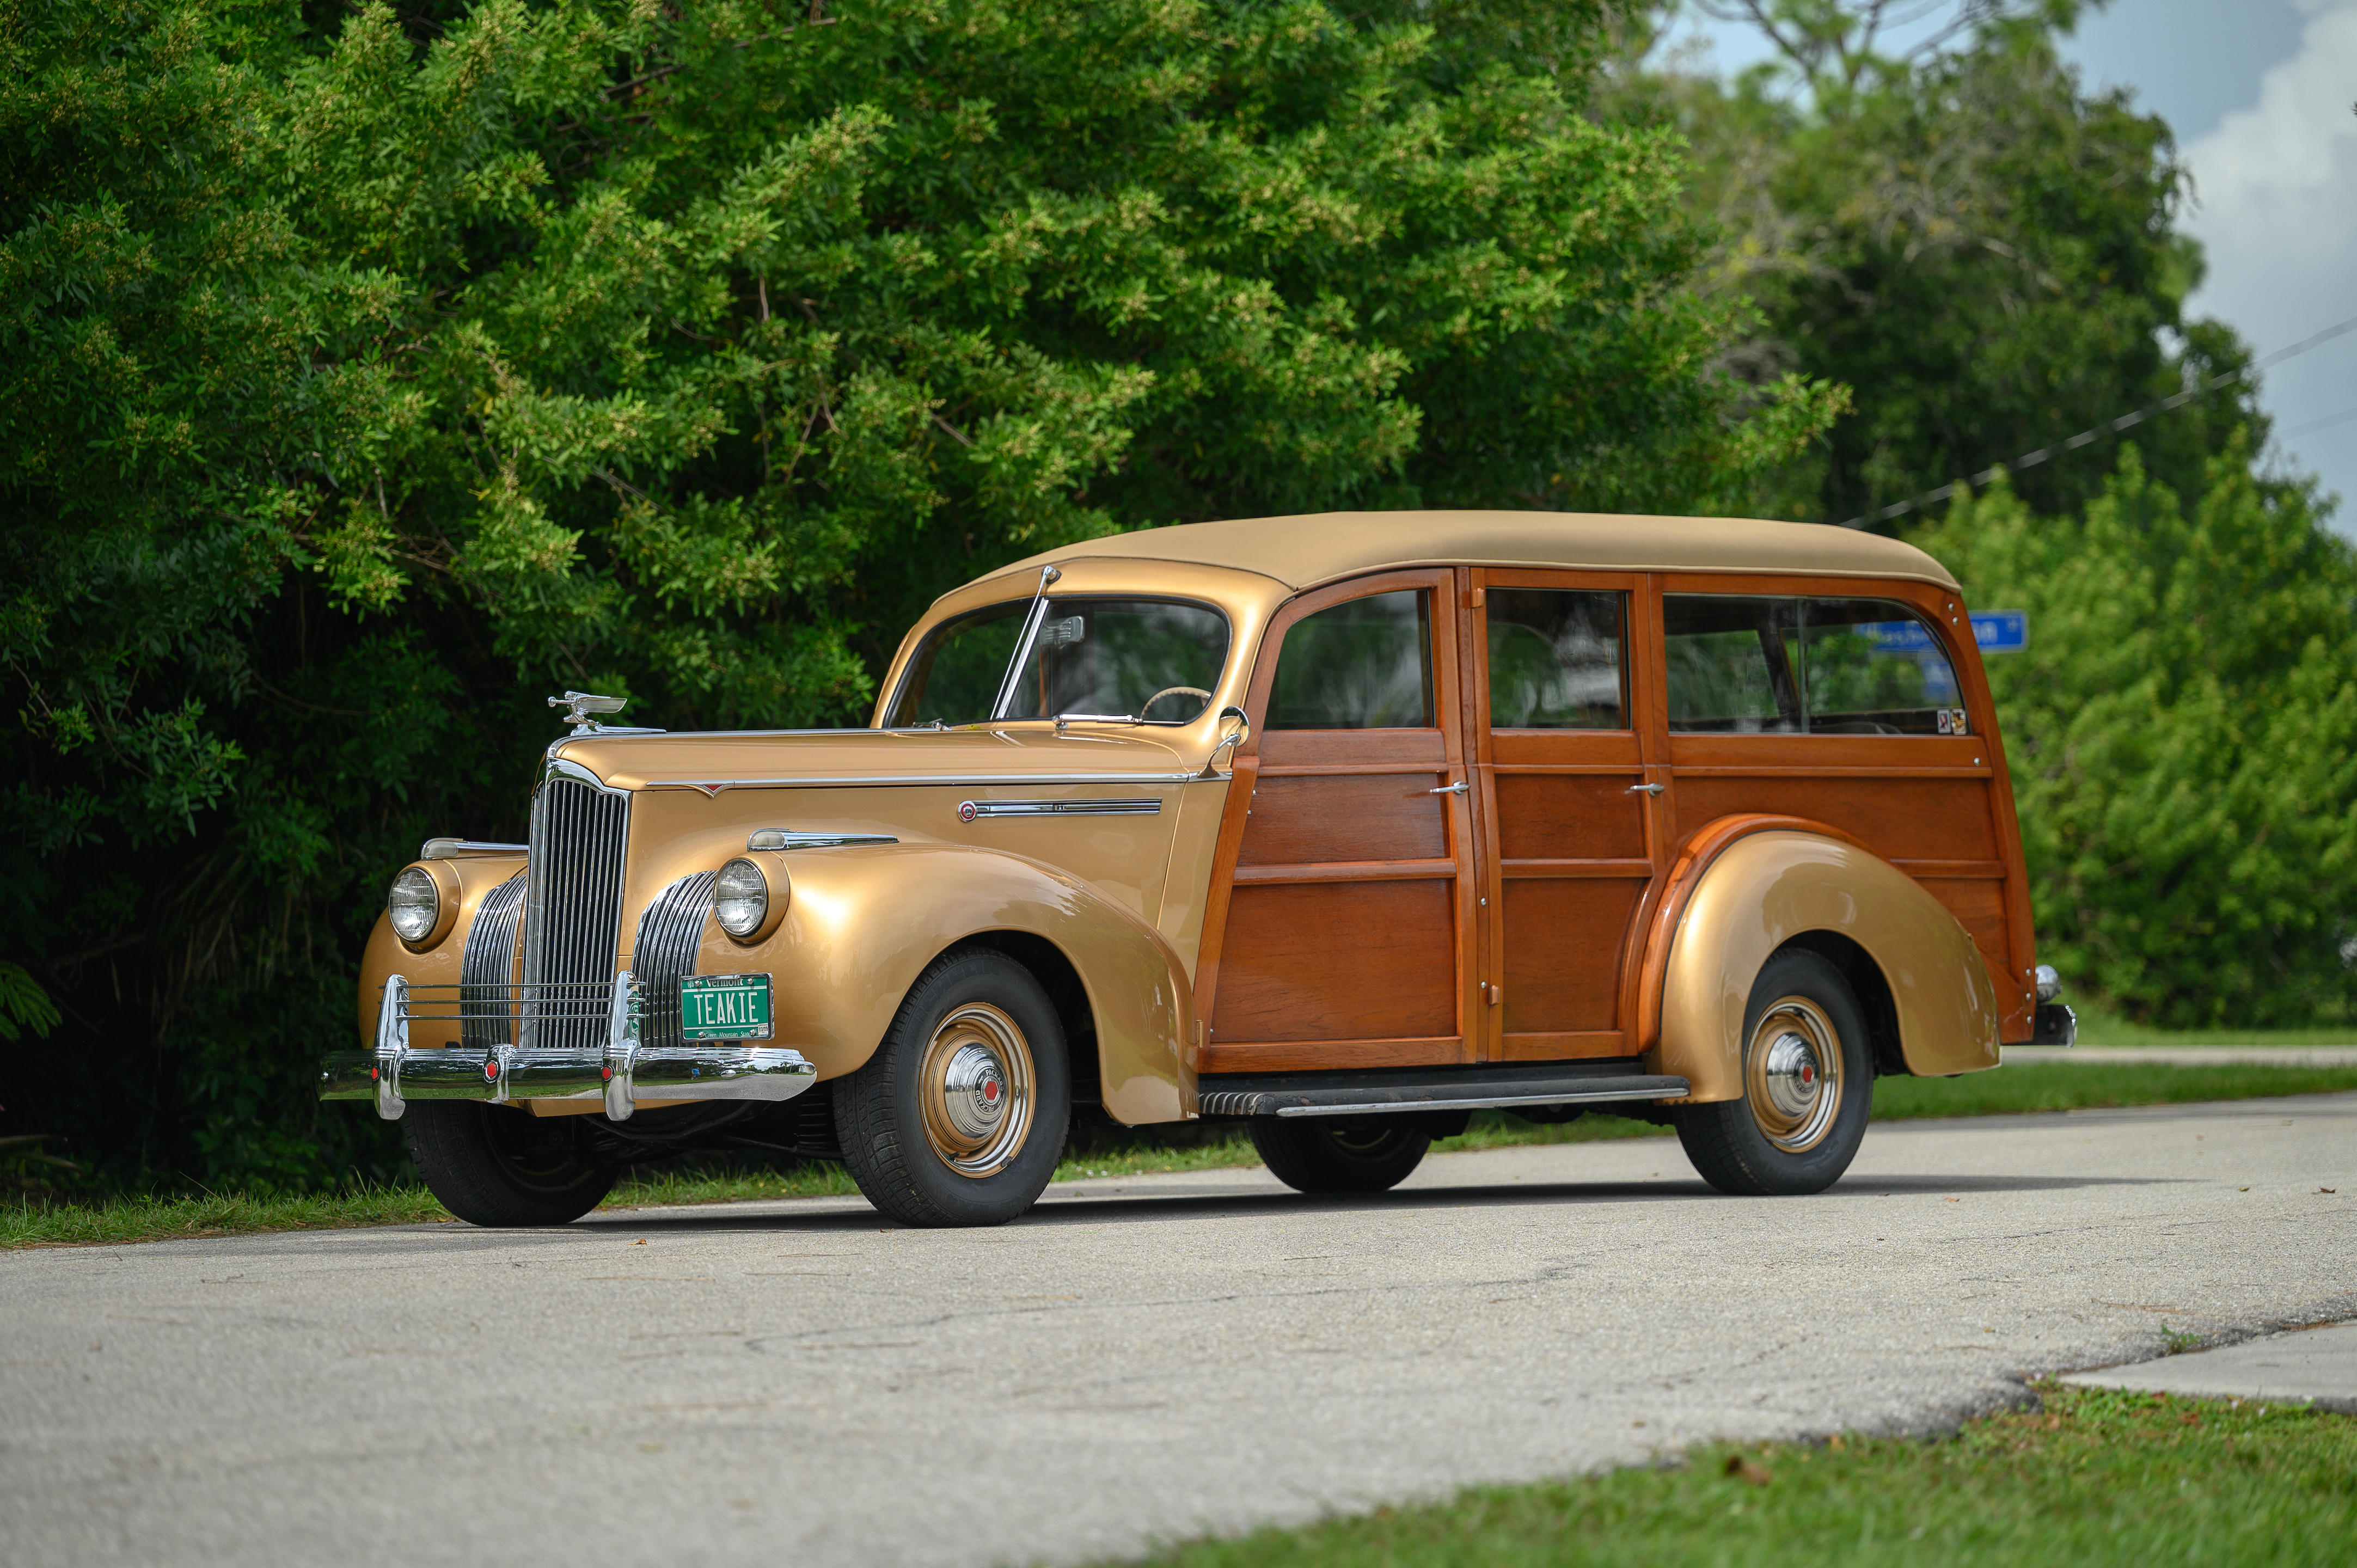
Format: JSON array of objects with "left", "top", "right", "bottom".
[{"left": 346, "top": 510, "right": 2040, "bottom": 1126}]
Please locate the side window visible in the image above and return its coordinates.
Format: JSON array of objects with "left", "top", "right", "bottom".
[
  {"left": 1663, "top": 594, "right": 1964, "bottom": 736},
  {"left": 1799, "top": 598, "right": 1964, "bottom": 734},
  {"left": 1485, "top": 589, "right": 1626, "bottom": 729},
  {"left": 1266, "top": 589, "right": 1434, "bottom": 730},
  {"left": 1663, "top": 595, "right": 1802, "bottom": 733}
]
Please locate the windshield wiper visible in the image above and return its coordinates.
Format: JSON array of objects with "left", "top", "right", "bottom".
[{"left": 988, "top": 565, "right": 1061, "bottom": 721}]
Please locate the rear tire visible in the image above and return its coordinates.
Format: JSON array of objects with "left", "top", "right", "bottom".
[
  {"left": 834, "top": 950, "right": 1071, "bottom": 1227},
  {"left": 1250, "top": 1118, "right": 1430, "bottom": 1195},
  {"left": 1674, "top": 949, "right": 1874, "bottom": 1196},
  {"left": 403, "top": 1101, "right": 617, "bottom": 1227}
]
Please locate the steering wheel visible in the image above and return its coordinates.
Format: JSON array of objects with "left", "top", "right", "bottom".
[{"left": 1141, "top": 685, "right": 1213, "bottom": 719}]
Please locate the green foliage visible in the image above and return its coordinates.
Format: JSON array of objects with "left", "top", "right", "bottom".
[
  {"left": 1917, "top": 449, "right": 2357, "bottom": 1026},
  {"left": 1, "top": 0, "right": 1828, "bottom": 1191},
  {"left": 1620, "top": 1, "right": 2266, "bottom": 522}
]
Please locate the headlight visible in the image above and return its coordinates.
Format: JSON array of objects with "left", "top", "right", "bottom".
[
  {"left": 388, "top": 866, "right": 440, "bottom": 944},
  {"left": 713, "top": 857, "right": 770, "bottom": 939}
]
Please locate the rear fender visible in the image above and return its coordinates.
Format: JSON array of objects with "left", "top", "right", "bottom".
[
  {"left": 701, "top": 844, "right": 1197, "bottom": 1124},
  {"left": 1638, "top": 817, "right": 2000, "bottom": 1102}
]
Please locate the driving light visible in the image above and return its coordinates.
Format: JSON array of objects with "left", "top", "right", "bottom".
[
  {"left": 388, "top": 866, "right": 440, "bottom": 944},
  {"left": 714, "top": 857, "right": 772, "bottom": 939}
]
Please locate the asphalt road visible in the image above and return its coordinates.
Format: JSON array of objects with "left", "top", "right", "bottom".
[{"left": 6, "top": 1094, "right": 2354, "bottom": 1568}]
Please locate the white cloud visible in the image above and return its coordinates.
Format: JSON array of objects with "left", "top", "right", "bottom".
[{"left": 2180, "top": 1, "right": 2357, "bottom": 520}]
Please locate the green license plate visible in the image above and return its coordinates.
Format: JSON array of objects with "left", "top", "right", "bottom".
[{"left": 677, "top": 973, "right": 773, "bottom": 1042}]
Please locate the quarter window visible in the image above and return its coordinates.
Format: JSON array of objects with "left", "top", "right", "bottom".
[
  {"left": 1267, "top": 589, "right": 1435, "bottom": 730},
  {"left": 1484, "top": 589, "right": 1626, "bottom": 730},
  {"left": 1663, "top": 595, "right": 1963, "bottom": 736}
]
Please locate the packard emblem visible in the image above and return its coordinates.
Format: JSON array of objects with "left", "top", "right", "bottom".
[{"left": 957, "top": 800, "right": 980, "bottom": 823}]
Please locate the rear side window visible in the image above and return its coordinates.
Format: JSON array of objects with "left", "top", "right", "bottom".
[
  {"left": 1485, "top": 589, "right": 1626, "bottom": 730},
  {"left": 1267, "top": 590, "right": 1435, "bottom": 730},
  {"left": 1664, "top": 595, "right": 1963, "bottom": 736}
]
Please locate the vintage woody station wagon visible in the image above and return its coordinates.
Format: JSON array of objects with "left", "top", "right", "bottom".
[{"left": 322, "top": 511, "right": 2074, "bottom": 1227}]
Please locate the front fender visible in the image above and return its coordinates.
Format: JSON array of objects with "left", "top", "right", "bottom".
[
  {"left": 701, "top": 844, "right": 1197, "bottom": 1125},
  {"left": 1640, "top": 821, "right": 2000, "bottom": 1103}
]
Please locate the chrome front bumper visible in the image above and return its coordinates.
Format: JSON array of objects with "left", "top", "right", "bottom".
[{"left": 319, "top": 973, "right": 815, "bottom": 1122}]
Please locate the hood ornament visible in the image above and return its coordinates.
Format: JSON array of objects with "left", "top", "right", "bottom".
[{"left": 549, "top": 691, "right": 628, "bottom": 735}]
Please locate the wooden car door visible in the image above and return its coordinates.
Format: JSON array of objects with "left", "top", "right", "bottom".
[
  {"left": 1468, "top": 569, "right": 1664, "bottom": 1061},
  {"left": 1194, "top": 570, "right": 1480, "bottom": 1074}
]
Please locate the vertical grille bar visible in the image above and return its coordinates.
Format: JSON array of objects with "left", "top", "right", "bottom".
[
  {"left": 460, "top": 872, "right": 527, "bottom": 1049},
  {"left": 521, "top": 775, "right": 630, "bottom": 1054},
  {"left": 633, "top": 873, "right": 717, "bottom": 1051}
]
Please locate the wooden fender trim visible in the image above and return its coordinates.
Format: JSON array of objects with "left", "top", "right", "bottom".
[
  {"left": 1637, "top": 816, "right": 2001, "bottom": 1102},
  {"left": 701, "top": 844, "right": 1199, "bottom": 1126}
]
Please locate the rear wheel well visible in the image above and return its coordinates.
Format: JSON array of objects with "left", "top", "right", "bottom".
[
  {"left": 952, "top": 932, "right": 1100, "bottom": 1105},
  {"left": 1779, "top": 930, "right": 1907, "bottom": 1077}
]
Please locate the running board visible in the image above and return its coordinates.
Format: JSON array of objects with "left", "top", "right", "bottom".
[{"left": 1197, "top": 1065, "right": 1689, "bottom": 1120}]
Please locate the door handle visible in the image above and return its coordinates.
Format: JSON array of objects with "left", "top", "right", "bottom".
[
  {"left": 1428, "top": 781, "right": 1470, "bottom": 795},
  {"left": 1626, "top": 782, "right": 1665, "bottom": 795}
]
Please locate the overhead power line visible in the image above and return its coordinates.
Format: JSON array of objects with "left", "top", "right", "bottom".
[{"left": 1835, "top": 311, "right": 2357, "bottom": 529}]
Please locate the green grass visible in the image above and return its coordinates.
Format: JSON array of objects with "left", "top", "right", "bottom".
[
  {"left": 10, "top": 1063, "right": 2356, "bottom": 1248},
  {"left": 1118, "top": 1383, "right": 2357, "bottom": 1568}
]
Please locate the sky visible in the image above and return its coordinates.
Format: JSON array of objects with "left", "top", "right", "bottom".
[{"left": 1656, "top": 0, "right": 2357, "bottom": 532}]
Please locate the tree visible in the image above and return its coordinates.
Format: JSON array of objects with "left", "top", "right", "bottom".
[
  {"left": 1614, "top": 0, "right": 2267, "bottom": 524},
  {"left": 1, "top": 0, "right": 1830, "bottom": 1189},
  {"left": 1919, "top": 449, "right": 2357, "bottom": 1026}
]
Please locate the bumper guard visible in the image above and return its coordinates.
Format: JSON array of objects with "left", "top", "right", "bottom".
[{"left": 319, "top": 973, "right": 815, "bottom": 1122}]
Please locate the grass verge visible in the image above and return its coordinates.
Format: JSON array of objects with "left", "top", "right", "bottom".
[
  {"left": 10, "top": 1064, "right": 2355, "bottom": 1247},
  {"left": 2070, "top": 1005, "right": 2355, "bottom": 1046},
  {"left": 1118, "top": 1383, "right": 2356, "bottom": 1568}
]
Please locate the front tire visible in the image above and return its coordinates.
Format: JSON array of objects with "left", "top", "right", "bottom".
[
  {"left": 403, "top": 1101, "right": 617, "bottom": 1227},
  {"left": 1251, "top": 1118, "right": 1430, "bottom": 1195},
  {"left": 834, "top": 950, "right": 1072, "bottom": 1227},
  {"left": 1674, "top": 949, "right": 1874, "bottom": 1196}
]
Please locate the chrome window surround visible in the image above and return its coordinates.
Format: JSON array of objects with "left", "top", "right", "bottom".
[{"left": 657, "top": 770, "right": 1216, "bottom": 792}]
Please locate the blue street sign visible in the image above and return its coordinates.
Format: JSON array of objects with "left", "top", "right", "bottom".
[
  {"left": 1970, "top": 610, "right": 2028, "bottom": 652},
  {"left": 1860, "top": 612, "right": 2028, "bottom": 654}
]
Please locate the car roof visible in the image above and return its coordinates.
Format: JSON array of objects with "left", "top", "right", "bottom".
[{"left": 974, "top": 510, "right": 1960, "bottom": 595}]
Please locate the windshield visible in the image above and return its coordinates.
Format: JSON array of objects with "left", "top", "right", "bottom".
[{"left": 887, "top": 597, "right": 1230, "bottom": 726}]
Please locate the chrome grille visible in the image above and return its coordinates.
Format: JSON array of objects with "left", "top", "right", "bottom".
[
  {"left": 520, "top": 776, "right": 630, "bottom": 1052},
  {"left": 458, "top": 871, "right": 527, "bottom": 1049},
  {"left": 633, "top": 873, "right": 715, "bottom": 1051}
]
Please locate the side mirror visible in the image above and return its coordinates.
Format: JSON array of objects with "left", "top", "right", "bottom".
[{"left": 1202, "top": 706, "right": 1251, "bottom": 777}]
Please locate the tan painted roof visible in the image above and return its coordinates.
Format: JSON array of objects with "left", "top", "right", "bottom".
[{"left": 981, "top": 510, "right": 1958, "bottom": 593}]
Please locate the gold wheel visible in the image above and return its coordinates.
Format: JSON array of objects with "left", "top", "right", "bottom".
[
  {"left": 1743, "top": 995, "right": 1844, "bottom": 1154},
  {"left": 915, "top": 1001, "right": 1035, "bottom": 1178}
]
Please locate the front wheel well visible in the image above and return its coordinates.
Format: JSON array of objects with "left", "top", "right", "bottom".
[
  {"left": 951, "top": 932, "right": 1100, "bottom": 1105},
  {"left": 1778, "top": 930, "right": 1907, "bottom": 1077}
]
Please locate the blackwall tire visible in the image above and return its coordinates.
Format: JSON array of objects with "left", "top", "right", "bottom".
[
  {"left": 834, "top": 950, "right": 1071, "bottom": 1228},
  {"left": 1250, "top": 1118, "right": 1430, "bottom": 1195},
  {"left": 1673, "top": 949, "right": 1874, "bottom": 1197},
  {"left": 403, "top": 1101, "right": 617, "bottom": 1227}
]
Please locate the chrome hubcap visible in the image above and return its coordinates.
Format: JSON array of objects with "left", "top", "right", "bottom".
[
  {"left": 917, "top": 1003, "right": 1033, "bottom": 1178},
  {"left": 1745, "top": 997, "right": 1842, "bottom": 1154}
]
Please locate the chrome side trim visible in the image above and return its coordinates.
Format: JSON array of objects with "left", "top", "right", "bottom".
[
  {"left": 421, "top": 838, "right": 529, "bottom": 859},
  {"left": 746, "top": 830, "right": 901, "bottom": 850},
  {"left": 1271, "top": 1085, "right": 1688, "bottom": 1118},
  {"left": 958, "top": 798, "right": 1161, "bottom": 819},
  {"left": 654, "top": 771, "right": 1207, "bottom": 792}
]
